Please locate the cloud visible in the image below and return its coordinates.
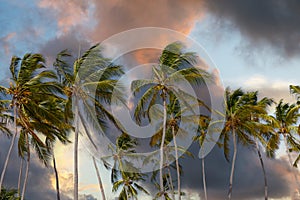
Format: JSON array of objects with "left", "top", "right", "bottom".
[
  {"left": 241, "top": 75, "right": 297, "bottom": 104},
  {"left": 39, "top": 32, "right": 91, "bottom": 66},
  {"left": 89, "top": 0, "right": 205, "bottom": 42},
  {"left": 36, "top": 0, "right": 207, "bottom": 66},
  {"left": 203, "top": 0, "right": 300, "bottom": 57},
  {"left": 179, "top": 142, "right": 295, "bottom": 200},
  {"left": 0, "top": 32, "right": 16, "bottom": 55},
  {"left": 0, "top": 137, "right": 64, "bottom": 200},
  {"left": 0, "top": 136, "right": 100, "bottom": 200},
  {"left": 38, "top": 0, "right": 92, "bottom": 34}
]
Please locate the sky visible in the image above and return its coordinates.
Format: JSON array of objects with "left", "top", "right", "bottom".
[{"left": 0, "top": 0, "right": 300, "bottom": 200}]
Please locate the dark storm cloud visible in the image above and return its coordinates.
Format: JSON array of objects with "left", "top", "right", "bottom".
[
  {"left": 0, "top": 137, "right": 72, "bottom": 200},
  {"left": 39, "top": 32, "right": 91, "bottom": 66},
  {"left": 204, "top": 0, "right": 300, "bottom": 57},
  {"left": 180, "top": 142, "right": 293, "bottom": 200}
]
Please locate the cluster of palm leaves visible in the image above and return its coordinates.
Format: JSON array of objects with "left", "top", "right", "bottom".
[{"left": 0, "top": 41, "right": 299, "bottom": 200}]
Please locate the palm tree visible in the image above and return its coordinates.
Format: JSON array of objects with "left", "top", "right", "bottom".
[
  {"left": 220, "top": 88, "right": 265, "bottom": 200},
  {"left": 241, "top": 91, "right": 274, "bottom": 200},
  {"left": 193, "top": 115, "right": 211, "bottom": 200},
  {"left": 131, "top": 42, "right": 210, "bottom": 199},
  {"left": 55, "top": 45, "right": 124, "bottom": 200},
  {"left": 290, "top": 85, "right": 300, "bottom": 102},
  {"left": 112, "top": 170, "right": 149, "bottom": 200},
  {"left": 103, "top": 134, "right": 149, "bottom": 199},
  {"left": 149, "top": 93, "right": 205, "bottom": 199},
  {"left": 0, "top": 99, "right": 11, "bottom": 136},
  {"left": 289, "top": 84, "right": 300, "bottom": 167},
  {"left": 269, "top": 100, "right": 300, "bottom": 190},
  {"left": 44, "top": 96, "right": 72, "bottom": 200},
  {"left": 0, "top": 54, "right": 64, "bottom": 197},
  {"left": 151, "top": 169, "right": 176, "bottom": 200}
]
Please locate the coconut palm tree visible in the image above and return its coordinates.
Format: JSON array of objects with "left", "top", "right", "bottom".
[
  {"left": 0, "top": 99, "right": 11, "bottom": 136},
  {"left": 290, "top": 85, "right": 300, "bottom": 102},
  {"left": 193, "top": 115, "right": 211, "bottom": 200},
  {"left": 151, "top": 170, "right": 177, "bottom": 200},
  {"left": 54, "top": 45, "right": 124, "bottom": 200},
  {"left": 220, "top": 88, "right": 267, "bottom": 200},
  {"left": 103, "top": 134, "right": 149, "bottom": 199},
  {"left": 289, "top": 85, "right": 300, "bottom": 167},
  {"left": 269, "top": 100, "right": 300, "bottom": 190},
  {"left": 0, "top": 54, "right": 65, "bottom": 196},
  {"left": 241, "top": 91, "right": 275, "bottom": 200},
  {"left": 131, "top": 42, "right": 210, "bottom": 199},
  {"left": 149, "top": 93, "right": 205, "bottom": 199},
  {"left": 43, "top": 96, "right": 72, "bottom": 200}
]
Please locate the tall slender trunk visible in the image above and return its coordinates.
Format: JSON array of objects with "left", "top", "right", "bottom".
[
  {"left": 165, "top": 149, "right": 175, "bottom": 200},
  {"left": 21, "top": 133, "right": 30, "bottom": 200},
  {"left": 228, "top": 129, "right": 237, "bottom": 200},
  {"left": 0, "top": 105, "right": 17, "bottom": 192},
  {"left": 159, "top": 90, "right": 167, "bottom": 198},
  {"left": 53, "top": 153, "right": 61, "bottom": 200},
  {"left": 74, "top": 98, "right": 79, "bottom": 200},
  {"left": 92, "top": 157, "right": 106, "bottom": 200},
  {"left": 284, "top": 135, "right": 300, "bottom": 190},
  {"left": 256, "top": 140, "right": 268, "bottom": 200},
  {"left": 202, "top": 158, "right": 208, "bottom": 200},
  {"left": 171, "top": 126, "right": 180, "bottom": 200},
  {"left": 18, "top": 158, "right": 23, "bottom": 196}
]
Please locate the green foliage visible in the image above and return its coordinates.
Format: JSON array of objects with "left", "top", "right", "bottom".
[
  {"left": 0, "top": 188, "right": 21, "bottom": 200},
  {"left": 103, "top": 134, "right": 149, "bottom": 199}
]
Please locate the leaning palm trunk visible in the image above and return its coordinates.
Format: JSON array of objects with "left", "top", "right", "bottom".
[
  {"left": 17, "top": 158, "right": 23, "bottom": 196},
  {"left": 171, "top": 126, "right": 181, "bottom": 200},
  {"left": 53, "top": 153, "right": 61, "bottom": 200},
  {"left": 228, "top": 129, "right": 237, "bottom": 200},
  {"left": 74, "top": 98, "right": 79, "bottom": 200},
  {"left": 283, "top": 135, "right": 300, "bottom": 190},
  {"left": 202, "top": 158, "right": 208, "bottom": 200},
  {"left": 256, "top": 140, "right": 268, "bottom": 200},
  {"left": 92, "top": 157, "right": 106, "bottom": 200},
  {"left": 21, "top": 134, "right": 30, "bottom": 200},
  {"left": 159, "top": 90, "right": 168, "bottom": 198},
  {"left": 21, "top": 159, "right": 29, "bottom": 200},
  {"left": 0, "top": 105, "right": 17, "bottom": 192}
]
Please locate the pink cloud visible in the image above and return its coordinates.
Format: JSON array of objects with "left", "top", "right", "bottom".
[
  {"left": 0, "top": 32, "right": 16, "bottom": 55},
  {"left": 38, "top": 0, "right": 91, "bottom": 34}
]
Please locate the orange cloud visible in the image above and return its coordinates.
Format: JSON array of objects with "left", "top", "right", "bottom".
[{"left": 90, "top": 0, "right": 205, "bottom": 42}]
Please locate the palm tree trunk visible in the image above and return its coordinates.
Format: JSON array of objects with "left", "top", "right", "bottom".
[
  {"left": 21, "top": 159, "right": 29, "bottom": 200},
  {"left": 53, "top": 153, "right": 61, "bottom": 200},
  {"left": 74, "top": 98, "right": 79, "bottom": 200},
  {"left": 165, "top": 152, "right": 175, "bottom": 200},
  {"left": 21, "top": 134, "right": 30, "bottom": 200},
  {"left": 228, "top": 129, "right": 237, "bottom": 200},
  {"left": 202, "top": 158, "right": 208, "bottom": 200},
  {"left": 0, "top": 105, "right": 17, "bottom": 192},
  {"left": 18, "top": 158, "right": 23, "bottom": 196},
  {"left": 92, "top": 157, "right": 106, "bottom": 200},
  {"left": 284, "top": 135, "right": 300, "bottom": 190},
  {"left": 159, "top": 90, "right": 167, "bottom": 198},
  {"left": 171, "top": 126, "right": 181, "bottom": 200},
  {"left": 256, "top": 140, "right": 268, "bottom": 200}
]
